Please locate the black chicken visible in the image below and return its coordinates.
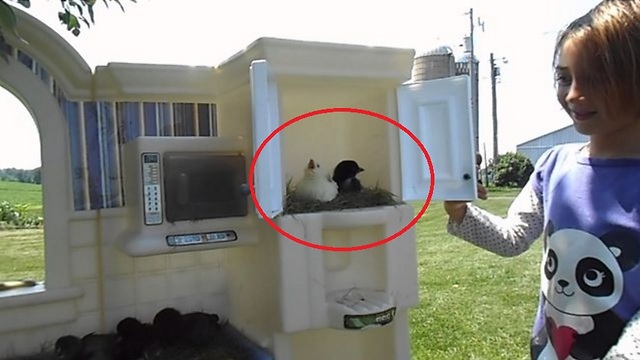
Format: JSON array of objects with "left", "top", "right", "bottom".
[{"left": 332, "top": 160, "right": 364, "bottom": 193}]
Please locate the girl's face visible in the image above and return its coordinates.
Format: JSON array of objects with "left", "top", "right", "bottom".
[{"left": 555, "top": 38, "right": 638, "bottom": 137}]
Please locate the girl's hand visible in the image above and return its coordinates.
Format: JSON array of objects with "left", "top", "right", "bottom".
[{"left": 443, "top": 183, "right": 488, "bottom": 223}]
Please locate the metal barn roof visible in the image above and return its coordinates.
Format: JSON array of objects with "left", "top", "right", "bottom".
[{"left": 516, "top": 124, "right": 589, "bottom": 164}]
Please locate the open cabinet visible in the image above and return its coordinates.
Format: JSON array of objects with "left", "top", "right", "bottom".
[
  {"left": 248, "top": 56, "right": 477, "bottom": 360},
  {"left": 251, "top": 59, "right": 477, "bottom": 217}
]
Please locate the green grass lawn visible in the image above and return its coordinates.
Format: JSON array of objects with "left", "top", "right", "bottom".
[
  {"left": 0, "top": 180, "right": 45, "bottom": 282},
  {"left": 409, "top": 188, "right": 542, "bottom": 360},
  {"left": 0, "top": 180, "right": 43, "bottom": 218},
  {"left": 0, "top": 183, "right": 541, "bottom": 359},
  {"left": 0, "top": 229, "right": 45, "bottom": 282}
]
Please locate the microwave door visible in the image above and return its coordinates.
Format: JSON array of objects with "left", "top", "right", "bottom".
[{"left": 177, "top": 172, "right": 190, "bottom": 206}]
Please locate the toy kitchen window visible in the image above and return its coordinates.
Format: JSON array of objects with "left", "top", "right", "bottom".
[{"left": 162, "top": 152, "right": 248, "bottom": 223}]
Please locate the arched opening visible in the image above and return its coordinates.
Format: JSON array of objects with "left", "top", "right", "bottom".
[
  {"left": 0, "top": 54, "right": 75, "bottom": 295},
  {"left": 0, "top": 7, "right": 94, "bottom": 301},
  {"left": 0, "top": 85, "right": 45, "bottom": 288}
]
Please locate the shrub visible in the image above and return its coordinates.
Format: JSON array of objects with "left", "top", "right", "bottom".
[
  {"left": 493, "top": 152, "right": 534, "bottom": 188},
  {"left": 0, "top": 201, "right": 43, "bottom": 229}
]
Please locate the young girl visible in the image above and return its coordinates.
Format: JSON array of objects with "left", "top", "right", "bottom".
[{"left": 444, "top": 1, "right": 640, "bottom": 359}]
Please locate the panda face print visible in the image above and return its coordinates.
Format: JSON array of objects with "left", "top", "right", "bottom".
[{"left": 541, "top": 228, "right": 627, "bottom": 316}]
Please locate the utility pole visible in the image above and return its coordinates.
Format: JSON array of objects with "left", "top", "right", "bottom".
[
  {"left": 469, "top": 8, "right": 475, "bottom": 106},
  {"left": 483, "top": 142, "right": 489, "bottom": 185},
  {"left": 490, "top": 52, "right": 499, "bottom": 164},
  {"left": 465, "top": 8, "right": 484, "bottom": 155}
]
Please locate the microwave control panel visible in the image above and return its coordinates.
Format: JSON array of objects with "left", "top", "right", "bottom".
[
  {"left": 141, "top": 152, "right": 163, "bottom": 225},
  {"left": 166, "top": 231, "right": 238, "bottom": 247}
]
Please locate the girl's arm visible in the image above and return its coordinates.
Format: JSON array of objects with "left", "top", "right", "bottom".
[
  {"left": 604, "top": 310, "right": 640, "bottom": 359},
  {"left": 447, "top": 182, "right": 545, "bottom": 257}
]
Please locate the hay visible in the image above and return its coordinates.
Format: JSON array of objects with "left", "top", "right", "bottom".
[
  {"left": 285, "top": 179, "right": 403, "bottom": 215},
  {"left": 143, "top": 326, "right": 256, "bottom": 360},
  {"left": 0, "top": 324, "right": 264, "bottom": 360},
  {"left": 148, "top": 323, "right": 260, "bottom": 360},
  {"left": 1, "top": 346, "right": 251, "bottom": 360},
  {"left": 1, "top": 353, "right": 53, "bottom": 360}
]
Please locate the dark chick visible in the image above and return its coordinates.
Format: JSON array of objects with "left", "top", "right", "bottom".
[
  {"left": 117, "top": 317, "right": 157, "bottom": 360},
  {"left": 80, "top": 333, "right": 119, "bottom": 360},
  {"left": 332, "top": 160, "right": 364, "bottom": 193},
  {"left": 54, "top": 335, "right": 83, "bottom": 360},
  {"left": 180, "top": 311, "right": 221, "bottom": 346},
  {"left": 152, "top": 307, "right": 183, "bottom": 347}
]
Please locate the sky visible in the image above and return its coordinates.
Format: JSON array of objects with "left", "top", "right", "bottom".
[{"left": 0, "top": 0, "right": 603, "bottom": 169}]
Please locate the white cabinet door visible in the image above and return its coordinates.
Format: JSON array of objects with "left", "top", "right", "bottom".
[
  {"left": 250, "top": 59, "right": 284, "bottom": 218},
  {"left": 396, "top": 75, "right": 477, "bottom": 202}
]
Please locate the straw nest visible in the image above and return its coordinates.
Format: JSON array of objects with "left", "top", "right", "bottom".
[{"left": 284, "top": 179, "right": 403, "bottom": 215}]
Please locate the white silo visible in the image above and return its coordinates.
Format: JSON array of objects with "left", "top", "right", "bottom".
[{"left": 411, "top": 45, "right": 456, "bottom": 81}]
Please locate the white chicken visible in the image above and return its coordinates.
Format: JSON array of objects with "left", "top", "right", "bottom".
[{"left": 293, "top": 159, "right": 339, "bottom": 202}]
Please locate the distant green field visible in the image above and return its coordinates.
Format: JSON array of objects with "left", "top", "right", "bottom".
[
  {"left": 0, "top": 180, "right": 43, "bottom": 217},
  {"left": 0, "top": 180, "right": 45, "bottom": 282}
]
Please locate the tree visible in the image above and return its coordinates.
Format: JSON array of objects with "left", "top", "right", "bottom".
[
  {"left": 32, "top": 166, "right": 40, "bottom": 184},
  {"left": 493, "top": 152, "right": 534, "bottom": 188},
  {"left": 0, "top": 167, "right": 41, "bottom": 184},
  {"left": 0, "top": 0, "right": 135, "bottom": 56}
]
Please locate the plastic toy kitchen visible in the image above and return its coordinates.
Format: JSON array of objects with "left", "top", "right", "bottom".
[{"left": 0, "top": 8, "right": 477, "bottom": 360}]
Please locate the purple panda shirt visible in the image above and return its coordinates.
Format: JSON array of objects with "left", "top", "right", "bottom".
[{"left": 530, "top": 143, "right": 640, "bottom": 360}]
